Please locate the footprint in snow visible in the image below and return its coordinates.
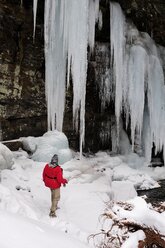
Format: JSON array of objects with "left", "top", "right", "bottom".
[{"left": 15, "top": 185, "right": 31, "bottom": 192}]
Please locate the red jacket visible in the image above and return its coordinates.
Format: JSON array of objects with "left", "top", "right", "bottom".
[{"left": 43, "top": 164, "right": 67, "bottom": 189}]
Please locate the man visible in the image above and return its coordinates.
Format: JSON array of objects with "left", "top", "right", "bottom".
[{"left": 42, "top": 154, "right": 68, "bottom": 217}]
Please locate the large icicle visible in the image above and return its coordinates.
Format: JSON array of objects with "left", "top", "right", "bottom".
[
  {"left": 33, "top": 0, "right": 38, "bottom": 40},
  {"left": 66, "top": 0, "right": 89, "bottom": 157},
  {"left": 110, "top": 2, "right": 125, "bottom": 136},
  {"left": 88, "top": 0, "right": 100, "bottom": 52},
  {"left": 142, "top": 106, "right": 152, "bottom": 163},
  {"left": 127, "top": 45, "right": 147, "bottom": 149},
  {"left": 44, "top": 0, "right": 67, "bottom": 131},
  {"left": 147, "top": 55, "right": 165, "bottom": 157}
]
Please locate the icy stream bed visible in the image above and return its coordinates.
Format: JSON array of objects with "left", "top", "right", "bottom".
[{"left": 138, "top": 179, "right": 165, "bottom": 204}]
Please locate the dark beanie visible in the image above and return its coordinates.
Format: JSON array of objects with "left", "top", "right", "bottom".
[{"left": 51, "top": 154, "right": 58, "bottom": 165}]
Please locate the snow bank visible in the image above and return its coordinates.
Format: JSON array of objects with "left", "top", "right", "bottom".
[
  {"left": 113, "top": 164, "right": 159, "bottom": 190},
  {"left": 0, "top": 211, "right": 89, "bottom": 248},
  {"left": 121, "top": 230, "right": 146, "bottom": 248},
  {"left": 21, "top": 130, "right": 72, "bottom": 164},
  {"left": 0, "top": 143, "right": 14, "bottom": 170},
  {"left": 0, "top": 148, "right": 165, "bottom": 248},
  {"left": 112, "top": 181, "right": 137, "bottom": 201}
]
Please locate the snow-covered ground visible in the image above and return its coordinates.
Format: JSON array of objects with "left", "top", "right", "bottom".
[{"left": 0, "top": 131, "right": 165, "bottom": 247}]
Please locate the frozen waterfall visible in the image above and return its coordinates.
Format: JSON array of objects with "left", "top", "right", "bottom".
[
  {"left": 110, "top": 2, "right": 165, "bottom": 163},
  {"left": 33, "top": 0, "right": 165, "bottom": 163}
]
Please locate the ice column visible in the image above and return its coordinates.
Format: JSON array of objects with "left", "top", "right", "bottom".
[
  {"left": 110, "top": 2, "right": 125, "bottom": 137},
  {"left": 65, "top": 0, "right": 89, "bottom": 157},
  {"left": 147, "top": 55, "right": 165, "bottom": 159},
  {"left": 88, "top": 0, "right": 101, "bottom": 52},
  {"left": 127, "top": 45, "right": 147, "bottom": 148},
  {"left": 44, "top": 0, "right": 67, "bottom": 131},
  {"left": 0, "top": 122, "right": 2, "bottom": 141},
  {"left": 33, "top": 0, "right": 38, "bottom": 40}
]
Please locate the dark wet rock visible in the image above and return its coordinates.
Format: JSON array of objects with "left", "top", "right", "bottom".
[
  {"left": 0, "top": 0, "right": 46, "bottom": 140},
  {"left": 96, "top": 0, "right": 165, "bottom": 47},
  {"left": 137, "top": 180, "right": 165, "bottom": 204},
  {"left": 2, "top": 140, "right": 23, "bottom": 151}
]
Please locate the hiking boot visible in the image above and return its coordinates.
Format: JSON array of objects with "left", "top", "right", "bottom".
[{"left": 49, "top": 211, "right": 56, "bottom": 217}]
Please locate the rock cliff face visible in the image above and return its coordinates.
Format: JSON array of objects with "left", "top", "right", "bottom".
[
  {"left": 0, "top": 0, "right": 164, "bottom": 151},
  {"left": 0, "top": 0, "right": 46, "bottom": 140},
  {"left": 118, "top": 0, "right": 165, "bottom": 47},
  {"left": 97, "top": 0, "right": 165, "bottom": 47}
]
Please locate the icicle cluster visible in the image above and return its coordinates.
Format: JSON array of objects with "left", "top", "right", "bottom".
[
  {"left": 110, "top": 2, "right": 165, "bottom": 162},
  {"left": 33, "top": 0, "right": 101, "bottom": 157}
]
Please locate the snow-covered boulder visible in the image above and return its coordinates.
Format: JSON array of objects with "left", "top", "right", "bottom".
[
  {"left": 113, "top": 164, "right": 159, "bottom": 190},
  {"left": 0, "top": 143, "right": 14, "bottom": 170},
  {"left": 21, "top": 136, "right": 37, "bottom": 153},
  {"left": 112, "top": 181, "right": 137, "bottom": 201},
  {"left": 21, "top": 130, "right": 72, "bottom": 164}
]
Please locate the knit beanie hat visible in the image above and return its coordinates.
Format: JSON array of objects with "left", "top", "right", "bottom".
[{"left": 50, "top": 154, "right": 58, "bottom": 166}]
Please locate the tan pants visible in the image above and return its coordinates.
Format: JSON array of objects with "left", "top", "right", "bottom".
[{"left": 50, "top": 188, "right": 60, "bottom": 213}]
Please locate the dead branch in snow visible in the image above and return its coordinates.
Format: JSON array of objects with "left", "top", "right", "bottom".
[{"left": 89, "top": 201, "right": 165, "bottom": 248}]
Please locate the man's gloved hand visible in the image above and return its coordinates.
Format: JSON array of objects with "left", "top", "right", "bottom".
[{"left": 63, "top": 178, "right": 68, "bottom": 187}]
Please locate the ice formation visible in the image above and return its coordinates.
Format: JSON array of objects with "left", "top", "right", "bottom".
[
  {"left": 33, "top": 0, "right": 38, "bottom": 40},
  {"left": 0, "top": 143, "right": 14, "bottom": 170},
  {"left": 32, "top": 0, "right": 165, "bottom": 163},
  {"left": 110, "top": 2, "right": 165, "bottom": 162},
  {"left": 44, "top": 1, "right": 67, "bottom": 132},
  {"left": 110, "top": 2, "right": 125, "bottom": 136},
  {"left": 88, "top": 0, "right": 101, "bottom": 52},
  {"left": 21, "top": 130, "right": 72, "bottom": 164},
  {"left": 40, "top": 0, "right": 100, "bottom": 157},
  {"left": 0, "top": 122, "right": 2, "bottom": 141}
]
